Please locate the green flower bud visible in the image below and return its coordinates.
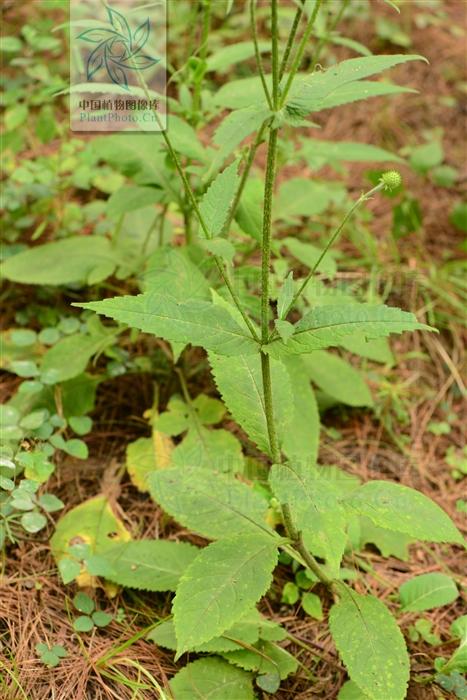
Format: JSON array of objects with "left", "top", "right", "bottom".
[{"left": 381, "top": 170, "right": 402, "bottom": 191}]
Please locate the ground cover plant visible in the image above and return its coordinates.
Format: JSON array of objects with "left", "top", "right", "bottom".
[{"left": 1, "top": 1, "right": 466, "bottom": 699}]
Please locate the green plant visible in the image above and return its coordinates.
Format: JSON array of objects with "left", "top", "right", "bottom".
[
  {"left": 41, "top": 3, "right": 466, "bottom": 698},
  {"left": 36, "top": 642, "right": 68, "bottom": 668},
  {"left": 71, "top": 592, "right": 112, "bottom": 632}
]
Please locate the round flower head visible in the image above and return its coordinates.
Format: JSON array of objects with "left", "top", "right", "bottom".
[{"left": 381, "top": 170, "right": 402, "bottom": 191}]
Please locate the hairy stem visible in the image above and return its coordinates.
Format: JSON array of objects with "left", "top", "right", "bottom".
[
  {"left": 280, "top": 0, "right": 323, "bottom": 106},
  {"left": 220, "top": 121, "right": 267, "bottom": 237},
  {"left": 279, "top": 0, "right": 306, "bottom": 80},
  {"left": 250, "top": 0, "right": 273, "bottom": 109},
  {"left": 132, "top": 57, "right": 260, "bottom": 341},
  {"left": 260, "top": 127, "right": 278, "bottom": 342},
  {"left": 282, "top": 504, "right": 332, "bottom": 585},
  {"left": 192, "top": 0, "right": 211, "bottom": 120},
  {"left": 271, "top": 0, "right": 279, "bottom": 108}
]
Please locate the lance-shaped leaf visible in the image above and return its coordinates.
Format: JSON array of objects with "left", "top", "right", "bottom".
[
  {"left": 77, "top": 28, "right": 120, "bottom": 44},
  {"left": 330, "top": 587, "right": 410, "bottom": 700},
  {"left": 75, "top": 293, "right": 258, "bottom": 356},
  {"left": 116, "top": 54, "right": 160, "bottom": 70},
  {"left": 344, "top": 481, "right": 463, "bottom": 544},
  {"left": 270, "top": 462, "right": 347, "bottom": 577},
  {"left": 173, "top": 534, "right": 279, "bottom": 655},
  {"left": 286, "top": 54, "right": 426, "bottom": 115},
  {"left": 308, "top": 81, "right": 416, "bottom": 113},
  {"left": 265, "top": 304, "right": 433, "bottom": 357},
  {"left": 107, "top": 6, "right": 131, "bottom": 41},
  {"left": 208, "top": 352, "right": 293, "bottom": 456},
  {"left": 199, "top": 160, "right": 240, "bottom": 238},
  {"left": 105, "top": 50, "right": 128, "bottom": 90},
  {"left": 86, "top": 43, "right": 105, "bottom": 80},
  {"left": 148, "top": 466, "right": 273, "bottom": 540},
  {"left": 133, "top": 19, "right": 150, "bottom": 52},
  {"left": 170, "top": 658, "right": 255, "bottom": 700},
  {"left": 97, "top": 539, "right": 199, "bottom": 592}
]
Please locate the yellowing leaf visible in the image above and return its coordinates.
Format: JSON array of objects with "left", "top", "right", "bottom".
[
  {"left": 126, "top": 431, "right": 174, "bottom": 492},
  {"left": 50, "top": 495, "right": 131, "bottom": 587}
]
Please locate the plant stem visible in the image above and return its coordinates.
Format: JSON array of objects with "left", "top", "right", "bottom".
[
  {"left": 260, "top": 352, "right": 280, "bottom": 462},
  {"left": 192, "top": 0, "right": 211, "bottom": 121},
  {"left": 280, "top": 182, "right": 385, "bottom": 322},
  {"left": 279, "top": 0, "right": 306, "bottom": 81},
  {"left": 282, "top": 503, "right": 332, "bottom": 584},
  {"left": 250, "top": 0, "right": 273, "bottom": 109},
  {"left": 132, "top": 68, "right": 260, "bottom": 341},
  {"left": 220, "top": 121, "right": 267, "bottom": 238},
  {"left": 280, "top": 0, "right": 323, "bottom": 106},
  {"left": 271, "top": 0, "right": 279, "bottom": 108},
  {"left": 260, "top": 127, "right": 278, "bottom": 342}
]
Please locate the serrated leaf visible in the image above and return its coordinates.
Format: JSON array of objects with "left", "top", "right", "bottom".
[
  {"left": 148, "top": 466, "right": 273, "bottom": 539},
  {"left": 201, "top": 238, "right": 236, "bottom": 264},
  {"left": 126, "top": 431, "right": 173, "bottom": 492},
  {"left": 270, "top": 462, "right": 346, "bottom": 577},
  {"left": 167, "top": 114, "right": 210, "bottom": 163},
  {"left": 149, "top": 609, "right": 263, "bottom": 653},
  {"left": 221, "top": 640, "right": 298, "bottom": 685},
  {"left": 266, "top": 304, "right": 433, "bottom": 357},
  {"left": 50, "top": 495, "right": 131, "bottom": 587},
  {"left": 98, "top": 540, "right": 199, "bottom": 592},
  {"left": 169, "top": 657, "right": 255, "bottom": 700},
  {"left": 286, "top": 54, "right": 425, "bottom": 115},
  {"left": 199, "top": 160, "right": 240, "bottom": 238},
  {"left": 142, "top": 247, "right": 210, "bottom": 299},
  {"left": 345, "top": 481, "right": 463, "bottom": 544},
  {"left": 302, "top": 350, "right": 373, "bottom": 407},
  {"left": 172, "top": 427, "right": 244, "bottom": 474},
  {"left": 330, "top": 588, "right": 409, "bottom": 700},
  {"left": 358, "top": 518, "right": 413, "bottom": 561},
  {"left": 277, "top": 272, "right": 294, "bottom": 320},
  {"left": 76, "top": 294, "right": 258, "bottom": 356},
  {"left": 0, "top": 236, "right": 122, "bottom": 286},
  {"left": 208, "top": 352, "right": 293, "bottom": 456},
  {"left": 399, "top": 573, "right": 459, "bottom": 612},
  {"left": 173, "top": 534, "right": 279, "bottom": 655},
  {"left": 235, "top": 177, "right": 263, "bottom": 241},
  {"left": 274, "top": 319, "right": 295, "bottom": 344},
  {"left": 212, "top": 105, "right": 271, "bottom": 170},
  {"left": 281, "top": 356, "right": 320, "bottom": 466}
]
